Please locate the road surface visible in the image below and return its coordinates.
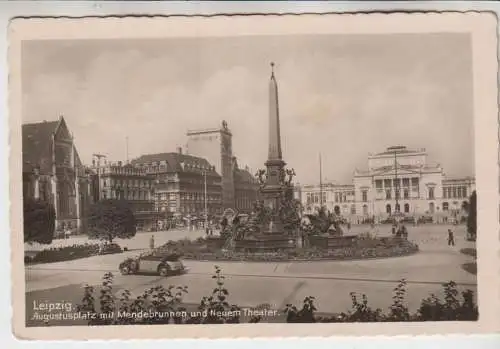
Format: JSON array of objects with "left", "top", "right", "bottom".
[{"left": 25, "top": 225, "right": 476, "bottom": 326}]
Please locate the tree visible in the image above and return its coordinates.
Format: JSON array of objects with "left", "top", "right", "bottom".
[
  {"left": 87, "top": 199, "right": 136, "bottom": 243},
  {"left": 467, "top": 191, "right": 477, "bottom": 240},
  {"left": 24, "top": 197, "right": 56, "bottom": 244}
]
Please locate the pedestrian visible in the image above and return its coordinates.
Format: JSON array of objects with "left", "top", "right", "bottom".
[
  {"left": 150, "top": 235, "right": 155, "bottom": 250},
  {"left": 447, "top": 229, "right": 455, "bottom": 246}
]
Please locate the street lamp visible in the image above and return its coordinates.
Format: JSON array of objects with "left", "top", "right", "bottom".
[{"left": 203, "top": 170, "right": 208, "bottom": 230}]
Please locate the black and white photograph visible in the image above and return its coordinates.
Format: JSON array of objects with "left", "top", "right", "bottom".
[{"left": 8, "top": 13, "right": 499, "bottom": 339}]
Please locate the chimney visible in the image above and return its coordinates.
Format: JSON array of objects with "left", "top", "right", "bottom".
[{"left": 177, "top": 147, "right": 182, "bottom": 154}]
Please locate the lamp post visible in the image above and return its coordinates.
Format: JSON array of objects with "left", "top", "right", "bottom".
[
  {"left": 394, "top": 150, "right": 399, "bottom": 214},
  {"left": 203, "top": 170, "right": 208, "bottom": 230}
]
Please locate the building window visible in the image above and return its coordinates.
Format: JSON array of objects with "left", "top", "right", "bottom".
[
  {"left": 375, "top": 180, "right": 382, "bottom": 189},
  {"left": 393, "top": 178, "right": 400, "bottom": 189},
  {"left": 351, "top": 205, "right": 356, "bottom": 214},
  {"left": 334, "top": 206, "right": 340, "bottom": 215},
  {"left": 322, "top": 192, "right": 327, "bottom": 204},
  {"left": 462, "top": 187, "right": 468, "bottom": 198},
  {"left": 443, "top": 202, "right": 449, "bottom": 211},
  {"left": 429, "top": 202, "right": 435, "bottom": 213},
  {"left": 386, "top": 190, "right": 391, "bottom": 200},
  {"left": 384, "top": 179, "right": 392, "bottom": 188},
  {"left": 428, "top": 187, "right": 435, "bottom": 200},
  {"left": 386, "top": 204, "right": 391, "bottom": 214},
  {"left": 403, "top": 189, "right": 409, "bottom": 199},
  {"left": 404, "top": 203, "right": 410, "bottom": 213},
  {"left": 443, "top": 188, "right": 448, "bottom": 199},
  {"left": 411, "top": 178, "right": 419, "bottom": 187},
  {"left": 395, "top": 203, "right": 400, "bottom": 213},
  {"left": 362, "top": 190, "right": 368, "bottom": 202},
  {"left": 402, "top": 178, "right": 410, "bottom": 187},
  {"left": 452, "top": 187, "right": 457, "bottom": 198},
  {"left": 363, "top": 204, "right": 368, "bottom": 216}
]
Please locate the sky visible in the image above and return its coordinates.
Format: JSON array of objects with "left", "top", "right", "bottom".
[{"left": 21, "top": 33, "right": 475, "bottom": 184}]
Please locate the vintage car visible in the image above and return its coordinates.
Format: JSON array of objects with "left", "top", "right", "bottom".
[{"left": 119, "top": 253, "right": 187, "bottom": 276}]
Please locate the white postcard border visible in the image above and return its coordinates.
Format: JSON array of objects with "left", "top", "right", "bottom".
[{"left": 8, "top": 12, "right": 500, "bottom": 339}]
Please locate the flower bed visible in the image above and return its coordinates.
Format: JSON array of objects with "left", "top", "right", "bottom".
[
  {"left": 26, "top": 242, "right": 123, "bottom": 264},
  {"left": 155, "top": 236, "right": 419, "bottom": 262}
]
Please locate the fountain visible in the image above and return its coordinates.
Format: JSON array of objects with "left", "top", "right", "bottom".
[{"left": 231, "top": 63, "right": 299, "bottom": 252}]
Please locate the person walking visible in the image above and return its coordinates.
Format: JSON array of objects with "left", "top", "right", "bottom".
[
  {"left": 149, "top": 235, "right": 155, "bottom": 250},
  {"left": 447, "top": 229, "right": 455, "bottom": 246}
]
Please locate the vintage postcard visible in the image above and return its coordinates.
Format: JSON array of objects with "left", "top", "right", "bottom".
[{"left": 9, "top": 12, "right": 499, "bottom": 339}]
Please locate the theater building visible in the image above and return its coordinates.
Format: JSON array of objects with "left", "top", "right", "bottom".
[
  {"left": 300, "top": 146, "right": 475, "bottom": 223},
  {"left": 22, "top": 116, "right": 94, "bottom": 234}
]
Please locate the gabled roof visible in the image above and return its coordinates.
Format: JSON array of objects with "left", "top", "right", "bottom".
[
  {"left": 131, "top": 152, "right": 219, "bottom": 176},
  {"left": 22, "top": 120, "right": 59, "bottom": 173}
]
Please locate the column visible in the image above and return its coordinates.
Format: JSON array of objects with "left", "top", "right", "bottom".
[{"left": 75, "top": 176, "right": 81, "bottom": 231}]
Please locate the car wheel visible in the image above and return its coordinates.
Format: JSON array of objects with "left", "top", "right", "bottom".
[
  {"left": 120, "top": 266, "right": 130, "bottom": 275},
  {"left": 158, "top": 266, "right": 169, "bottom": 277}
]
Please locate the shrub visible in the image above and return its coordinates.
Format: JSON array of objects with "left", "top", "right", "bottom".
[
  {"left": 76, "top": 266, "right": 260, "bottom": 325},
  {"left": 70, "top": 267, "right": 478, "bottom": 327},
  {"left": 28, "top": 242, "right": 122, "bottom": 264},
  {"left": 460, "top": 248, "right": 477, "bottom": 258},
  {"left": 24, "top": 198, "right": 56, "bottom": 245},
  {"left": 467, "top": 191, "right": 477, "bottom": 240}
]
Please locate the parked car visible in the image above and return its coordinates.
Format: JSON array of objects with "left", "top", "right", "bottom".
[
  {"left": 119, "top": 253, "right": 187, "bottom": 276},
  {"left": 99, "top": 243, "right": 122, "bottom": 255}
]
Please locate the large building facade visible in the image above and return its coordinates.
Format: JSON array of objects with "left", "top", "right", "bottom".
[
  {"left": 89, "top": 158, "right": 158, "bottom": 231},
  {"left": 22, "top": 116, "right": 94, "bottom": 234},
  {"left": 232, "top": 157, "right": 260, "bottom": 213},
  {"left": 131, "top": 149, "right": 223, "bottom": 225},
  {"left": 186, "top": 121, "right": 235, "bottom": 210},
  {"left": 301, "top": 146, "right": 475, "bottom": 223}
]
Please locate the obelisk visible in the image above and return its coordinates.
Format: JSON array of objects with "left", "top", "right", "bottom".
[
  {"left": 265, "top": 62, "right": 286, "bottom": 188},
  {"left": 262, "top": 62, "right": 287, "bottom": 234}
]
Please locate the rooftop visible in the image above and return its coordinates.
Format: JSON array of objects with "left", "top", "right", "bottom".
[{"left": 131, "top": 152, "right": 219, "bottom": 175}]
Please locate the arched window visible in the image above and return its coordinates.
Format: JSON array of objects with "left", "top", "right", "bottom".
[
  {"left": 443, "top": 202, "right": 449, "bottom": 211},
  {"left": 404, "top": 203, "right": 410, "bottom": 213},
  {"left": 363, "top": 204, "right": 368, "bottom": 216},
  {"left": 351, "top": 205, "right": 356, "bottom": 215},
  {"left": 386, "top": 204, "right": 391, "bottom": 214}
]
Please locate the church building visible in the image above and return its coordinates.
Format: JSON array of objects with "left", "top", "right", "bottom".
[{"left": 22, "top": 116, "right": 94, "bottom": 234}]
